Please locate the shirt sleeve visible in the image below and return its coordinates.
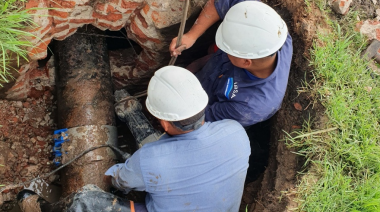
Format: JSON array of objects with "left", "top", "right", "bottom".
[
  {"left": 205, "top": 101, "right": 267, "bottom": 127},
  {"left": 105, "top": 150, "right": 146, "bottom": 193},
  {"left": 214, "top": 0, "right": 261, "bottom": 20}
]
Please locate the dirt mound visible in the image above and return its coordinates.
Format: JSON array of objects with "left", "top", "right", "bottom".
[{"left": 0, "top": 92, "right": 56, "bottom": 211}]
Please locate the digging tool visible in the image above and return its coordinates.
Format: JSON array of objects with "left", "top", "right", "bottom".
[{"left": 120, "top": 0, "right": 190, "bottom": 100}]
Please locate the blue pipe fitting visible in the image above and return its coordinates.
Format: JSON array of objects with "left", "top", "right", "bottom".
[{"left": 53, "top": 128, "right": 69, "bottom": 166}]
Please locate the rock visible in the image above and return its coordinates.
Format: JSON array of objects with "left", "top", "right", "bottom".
[
  {"left": 44, "top": 113, "right": 50, "bottom": 122},
  {"left": 14, "top": 101, "right": 23, "bottom": 108},
  {"left": 29, "top": 156, "right": 39, "bottom": 165},
  {"left": 22, "top": 114, "right": 30, "bottom": 122},
  {"left": 331, "top": 0, "right": 352, "bottom": 15},
  {"left": 30, "top": 137, "right": 36, "bottom": 144},
  {"left": 10, "top": 142, "right": 20, "bottom": 150},
  {"left": 362, "top": 40, "right": 380, "bottom": 60},
  {"left": 20, "top": 168, "right": 28, "bottom": 176},
  {"left": 357, "top": 20, "right": 380, "bottom": 41},
  {"left": 2, "top": 192, "right": 12, "bottom": 202},
  {"left": 26, "top": 165, "right": 39, "bottom": 175},
  {"left": 48, "top": 174, "right": 59, "bottom": 183},
  {"left": 7, "top": 152, "right": 16, "bottom": 164},
  {"left": 22, "top": 101, "right": 30, "bottom": 108}
]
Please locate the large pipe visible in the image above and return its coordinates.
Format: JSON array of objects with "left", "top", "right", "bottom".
[{"left": 55, "top": 25, "right": 116, "bottom": 197}]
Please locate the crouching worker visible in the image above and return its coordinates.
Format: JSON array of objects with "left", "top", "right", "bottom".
[
  {"left": 104, "top": 66, "right": 251, "bottom": 212},
  {"left": 17, "top": 66, "right": 250, "bottom": 212}
]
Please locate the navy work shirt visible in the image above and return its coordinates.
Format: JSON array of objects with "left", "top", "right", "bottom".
[
  {"left": 197, "top": 0, "right": 293, "bottom": 127},
  {"left": 105, "top": 120, "right": 250, "bottom": 212}
]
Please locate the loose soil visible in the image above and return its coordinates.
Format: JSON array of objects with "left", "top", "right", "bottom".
[{"left": 0, "top": 92, "right": 57, "bottom": 211}]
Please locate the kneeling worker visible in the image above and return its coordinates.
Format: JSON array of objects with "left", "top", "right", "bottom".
[
  {"left": 105, "top": 66, "right": 251, "bottom": 211},
  {"left": 16, "top": 66, "right": 250, "bottom": 212}
]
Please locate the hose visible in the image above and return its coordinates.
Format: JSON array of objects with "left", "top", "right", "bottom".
[{"left": 0, "top": 145, "right": 130, "bottom": 194}]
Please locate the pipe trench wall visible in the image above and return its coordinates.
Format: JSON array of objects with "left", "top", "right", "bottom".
[
  {"left": 25, "top": 0, "right": 205, "bottom": 82},
  {"left": 6, "top": 0, "right": 206, "bottom": 100}
]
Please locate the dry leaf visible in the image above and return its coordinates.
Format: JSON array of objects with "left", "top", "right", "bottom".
[
  {"left": 364, "top": 86, "right": 373, "bottom": 93},
  {"left": 294, "top": 103, "right": 303, "bottom": 111}
]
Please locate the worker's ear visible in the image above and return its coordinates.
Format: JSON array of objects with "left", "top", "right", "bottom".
[
  {"left": 159, "top": 119, "right": 171, "bottom": 132},
  {"left": 243, "top": 59, "right": 252, "bottom": 67}
]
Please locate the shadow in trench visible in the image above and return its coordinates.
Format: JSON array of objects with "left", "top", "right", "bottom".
[{"left": 245, "top": 119, "right": 271, "bottom": 184}]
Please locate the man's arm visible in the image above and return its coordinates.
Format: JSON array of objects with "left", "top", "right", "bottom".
[
  {"left": 205, "top": 101, "right": 270, "bottom": 127},
  {"left": 104, "top": 151, "right": 145, "bottom": 193},
  {"left": 169, "top": 0, "right": 220, "bottom": 56}
]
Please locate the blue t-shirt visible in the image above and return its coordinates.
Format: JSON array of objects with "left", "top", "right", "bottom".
[
  {"left": 196, "top": 0, "right": 293, "bottom": 127},
  {"left": 105, "top": 120, "right": 250, "bottom": 212}
]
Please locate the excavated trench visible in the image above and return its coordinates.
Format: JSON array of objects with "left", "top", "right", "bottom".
[{"left": 1, "top": 0, "right": 323, "bottom": 211}]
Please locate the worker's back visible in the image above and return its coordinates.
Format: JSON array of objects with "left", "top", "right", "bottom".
[{"left": 137, "top": 119, "right": 250, "bottom": 212}]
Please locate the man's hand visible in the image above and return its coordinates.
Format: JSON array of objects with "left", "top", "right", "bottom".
[
  {"left": 169, "top": 33, "right": 197, "bottom": 57},
  {"left": 103, "top": 175, "right": 113, "bottom": 186}
]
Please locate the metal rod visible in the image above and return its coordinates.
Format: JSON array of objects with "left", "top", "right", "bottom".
[{"left": 168, "top": 0, "right": 190, "bottom": 66}]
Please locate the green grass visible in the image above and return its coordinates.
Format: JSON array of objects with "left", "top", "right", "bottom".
[
  {"left": 286, "top": 4, "right": 380, "bottom": 212},
  {"left": 0, "top": 0, "right": 37, "bottom": 87}
]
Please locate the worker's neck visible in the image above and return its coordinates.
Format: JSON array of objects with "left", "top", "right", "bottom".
[
  {"left": 165, "top": 121, "right": 205, "bottom": 136},
  {"left": 245, "top": 54, "right": 277, "bottom": 79}
]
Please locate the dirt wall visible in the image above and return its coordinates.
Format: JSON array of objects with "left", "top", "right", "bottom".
[{"left": 246, "top": 0, "right": 325, "bottom": 211}]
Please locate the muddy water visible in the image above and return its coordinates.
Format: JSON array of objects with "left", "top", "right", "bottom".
[{"left": 10, "top": 179, "right": 62, "bottom": 212}]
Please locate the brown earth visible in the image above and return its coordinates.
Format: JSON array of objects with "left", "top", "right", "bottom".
[
  {"left": 0, "top": 91, "right": 57, "bottom": 211},
  {"left": 240, "top": 0, "right": 326, "bottom": 211},
  {"left": 239, "top": 0, "right": 378, "bottom": 211}
]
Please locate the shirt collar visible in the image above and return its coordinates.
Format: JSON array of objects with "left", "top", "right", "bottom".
[{"left": 244, "top": 69, "right": 263, "bottom": 80}]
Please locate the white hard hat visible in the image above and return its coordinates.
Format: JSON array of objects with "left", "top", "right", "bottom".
[
  {"left": 146, "top": 66, "right": 208, "bottom": 121},
  {"left": 215, "top": 1, "right": 288, "bottom": 59}
]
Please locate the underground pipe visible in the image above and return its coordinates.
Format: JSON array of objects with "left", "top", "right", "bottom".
[{"left": 55, "top": 25, "right": 117, "bottom": 197}]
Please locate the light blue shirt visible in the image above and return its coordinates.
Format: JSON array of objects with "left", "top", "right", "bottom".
[{"left": 105, "top": 120, "right": 250, "bottom": 212}]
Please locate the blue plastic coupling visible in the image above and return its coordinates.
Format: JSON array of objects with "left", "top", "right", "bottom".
[{"left": 53, "top": 128, "right": 69, "bottom": 166}]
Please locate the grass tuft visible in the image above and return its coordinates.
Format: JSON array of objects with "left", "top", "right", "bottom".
[
  {"left": 286, "top": 4, "right": 380, "bottom": 212},
  {"left": 0, "top": 0, "right": 38, "bottom": 87}
]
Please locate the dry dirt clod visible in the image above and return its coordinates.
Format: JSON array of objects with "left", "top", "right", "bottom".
[
  {"left": 293, "top": 103, "right": 303, "bottom": 111},
  {"left": 331, "top": 0, "right": 352, "bottom": 15}
]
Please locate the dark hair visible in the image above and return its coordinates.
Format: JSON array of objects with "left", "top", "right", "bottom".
[
  {"left": 267, "top": 47, "right": 282, "bottom": 58},
  {"left": 170, "top": 108, "right": 206, "bottom": 132}
]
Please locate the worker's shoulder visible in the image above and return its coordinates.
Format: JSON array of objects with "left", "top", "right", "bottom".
[{"left": 208, "top": 119, "right": 245, "bottom": 133}]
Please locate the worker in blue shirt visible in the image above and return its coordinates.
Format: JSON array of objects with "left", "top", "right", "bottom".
[
  {"left": 170, "top": 0, "right": 293, "bottom": 127},
  {"left": 105, "top": 66, "right": 251, "bottom": 212},
  {"left": 17, "top": 66, "right": 250, "bottom": 212}
]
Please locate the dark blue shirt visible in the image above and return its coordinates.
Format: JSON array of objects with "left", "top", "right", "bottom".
[
  {"left": 196, "top": 0, "right": 293, "bottom": 127},
  {"left": 105, "top": 120, "right": 250, "bottom": 212}
]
